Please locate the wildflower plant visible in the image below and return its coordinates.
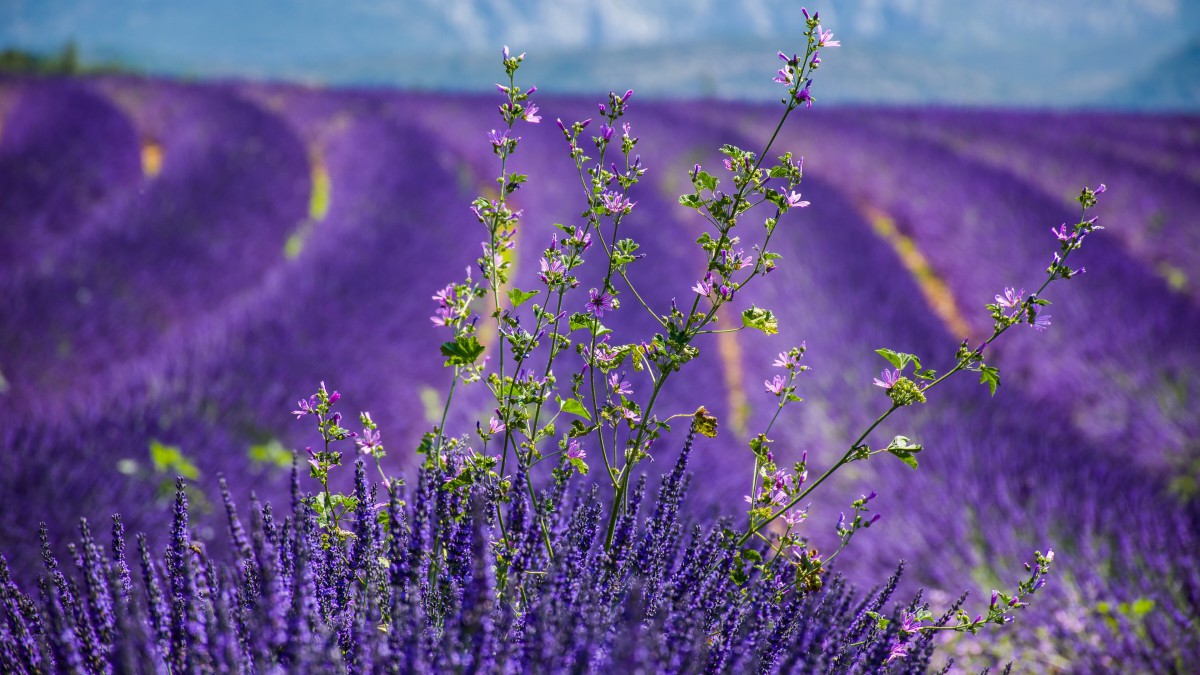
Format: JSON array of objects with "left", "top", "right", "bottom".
[{"left": 0, "top": 10, "right": 1112, "bottom": 672}]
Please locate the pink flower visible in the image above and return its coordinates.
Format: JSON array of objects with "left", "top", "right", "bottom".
[
  {"left": 873, "top": 369, "right": 901, "bottom": 390},
  {"left": 608, "top": 371, "right": 633, "bottom": 397},
  {"left": 786, "top": 191, "right": 810, "bottom": 208},
  {"left": 566, "top": 439, "right": 586, "bottom": 460},
  {"left": 995, "top": 286, "right": 1024, "bottom": 310},
  {"left": 523, "top": 103, "right": 541, "bottom": 123},
  {"left": 1051, "top": 224, "right": 1075, "bottom": 242},
  {"left": 355, "top": 428, "right": 381, "bottom": 454},
  {"left": 765, "top": 374, "right": 788, "bottom": 395},
  {"left": 816, "top": 27, "right": 840, "bottom": 47},
  {"left": 292, "top": 396, "right": 317, "bottom": 419}
]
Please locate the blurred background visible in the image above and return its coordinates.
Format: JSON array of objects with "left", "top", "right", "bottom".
[{"left": 3, "top": 0, "right": 1199, "bottom": 108}]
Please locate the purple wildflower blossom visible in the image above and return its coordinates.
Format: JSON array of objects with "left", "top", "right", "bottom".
[
  {"left": 538, "top": 256, "right": 565, "bottom": 284},
  {"left": 773, "top": 351, "right": 798, "bottom": 369},
  {"left": 873, "top": 369, "right": 901, "bottom": 390},
  {"left": 355, "top": 427, "right": 381, "bottom": 455},
  {"left": 608, "top": 371, "right": 633, "bottom": 397},
  {"left": 995, "top": 286, "right": 1024, "bottom": 310},
  {"left": 1051, "top": 223, "right": 1075, "bottom": 242},
  {"left": 786, "top": 191, "right": 811, "bottom": 208},
  {"left": 292, "top": 396, "right": 317, "bottom": 419},
  {"left": 796, "top": 79, "right": 813, "bottom": 107},
  {"left": 566, "top": 438, "right": 585, "bottom": 460},
  {"left": 523, "top": 103, "right": 541, "bottom": 123},
  {"left": 585, "top": 288, "right": 613, "bottom": 317},
  {"left": 600, "top": 191, "right": 634, "bottom": 214},
  {"left": 886, "top": 639, "right": 908, "bottom": 664},
  {"left": 817, "top": 27, "right": 840, "bottom": 47},
  {"left": 487, "top": 128, "right": 510, "bottom": 149},
  {"left": 765, "top": 374, "right": 788, "bottom": 395}
]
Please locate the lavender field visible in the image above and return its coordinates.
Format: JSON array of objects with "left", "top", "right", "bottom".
[{"left": 1, "top": 74, "right": 1198, "bottom": 670}]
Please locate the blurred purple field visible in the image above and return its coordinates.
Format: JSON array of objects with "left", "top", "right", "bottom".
[{"left": 1, "top": 74, "right": 1197, "bottom": 668}]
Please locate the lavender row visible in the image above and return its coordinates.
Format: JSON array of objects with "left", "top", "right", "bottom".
[{"left": 0, "top": 443, "right": 941, "bottom": 672}]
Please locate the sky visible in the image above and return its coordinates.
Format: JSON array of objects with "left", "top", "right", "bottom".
[{"left": 2, "top": 0, "right": 1198, "bottom": 109}]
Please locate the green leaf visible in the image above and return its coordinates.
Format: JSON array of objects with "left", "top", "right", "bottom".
[
  {"left": 556, "top": 395, "right": 592, "bottom": 422},
  {"left": 149, "top": 440, "right": 200, "bottom": 480},
  {"left": 979, "top": 365, "right": 1001, "bottom": 396},
  {"left": 440, "top": 335, "right": 485, "bottom": 366},
  {"left": 741, "top": 548, "right": 763, "bottom": 564},
  {"left": 568, "top": 312, "right": 611, "bottom": 336},
  {"left": 741, "top": 306, "right": 779, "bottom": 335},
  {"left": 1129, "top": 598, "right": 1156, "bottom": 618},
  {"left": 694, "top": 170, "right": 718, "bottom": 192},
  {"left": 568, "top": 456, "right": 589, "bottom": 475},
  {"left": 888, "top": 448, "right": 919, "bottom": 470},
  {"left": 248, "top": 438, "right": 292, "bottom": 469},
  {"left": 507, "top": 287, "right": 539, "bottom": 307},
  {"left": 875, "top": 348, "right": 922, "bottom": 372},
  {"left": 886, "top": 435, "right": 922, "bottom": 469},
  {"left": 443, "top": 471, "right": 475, "bottom": 491},
  {"left": 678, "top": 193, "right": 703, "bottom": 209}
]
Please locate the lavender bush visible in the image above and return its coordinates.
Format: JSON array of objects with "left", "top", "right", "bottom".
[{"left": 4, "top": 10, "right": 1195, "bottom": 672}]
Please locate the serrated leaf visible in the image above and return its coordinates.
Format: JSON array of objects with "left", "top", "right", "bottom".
[
  {"left": 980, "top": 365, "right": 1001, "bottom": 396},
  {"left": 741, "top": 548, "right": 763, "bottom": 563},
  {"left": 440, "top": 335, "right": 485, "bottom": 366},
  {"left": 741, "top": 306, "right": 779, "bottom": 335},
  {"left": 888, "top": 447, "right": 919, "bottom": 469},
  {"left": 876, "top": 348, "right": 921, "bottom": 372},
  {"left": 679, "top": 193, "right": 703, "bottom": 209},
  {"left": 556, "top": 395, "right": 592, "bottom": 421},
  {"left": 694, "top": 170, "right": 718, "bottom": 192},
  {"left": 443, "top": 471, "right": 474, "bottom": 491},
  {"left": 507, "top": 287, "right": 539, "bottom": 307},
  {"left": 568, "top": 456, "right": 589, "bottom": 475}
]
